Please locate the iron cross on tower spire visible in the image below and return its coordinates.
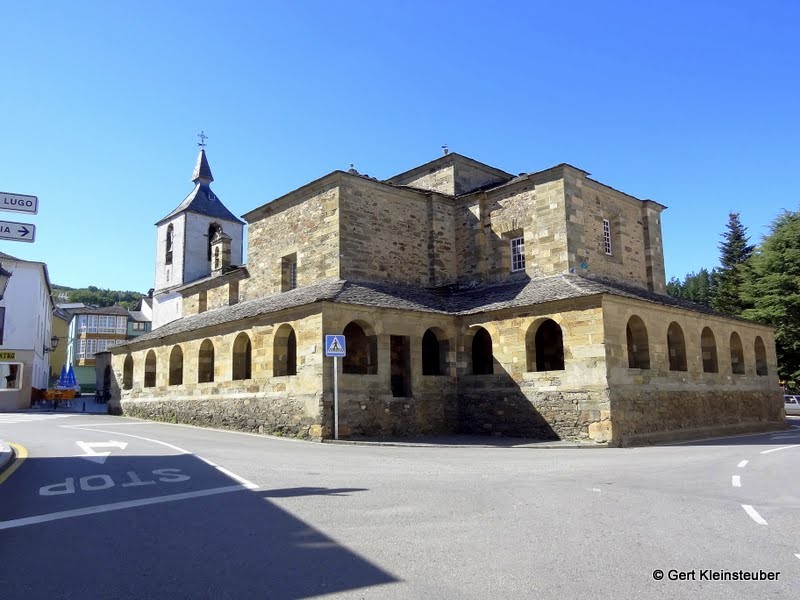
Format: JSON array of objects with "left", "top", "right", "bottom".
[{"left": 197, "top": 131, "right": 208, "bottom": 148}]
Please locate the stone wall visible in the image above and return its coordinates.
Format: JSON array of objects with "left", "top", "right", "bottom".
[
  {"left": 321, "top": 304, "right": 459, "bottom": 437},
  {"left": 243, "top": 182, "right": 340, "bottom": 299},
  {"left": 603, "top": 296, "right": 784, "bottom": 445},
  {"left": 458, "top": 298, "right": 611, "bottom": 441},
  {"left": 563, "top": 169, "right": 666, "bottom": 291},
  {"left": 110, "top": 310, "right": 325, "bottom": 439}
]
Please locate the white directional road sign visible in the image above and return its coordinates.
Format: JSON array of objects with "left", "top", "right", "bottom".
[
  {"left": 0, "top": 220, "right": 35, "bottom": 243},
  {"left": 0, "top": 192, "right": 38, "bottom": 215}
]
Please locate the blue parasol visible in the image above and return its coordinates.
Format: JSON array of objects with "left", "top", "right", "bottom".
[
  {"left": 57, "top": 364, "right": 68, "bottom": 387},
  {"left": 67, "top": 365, "right": 77, "bottom": 387}
]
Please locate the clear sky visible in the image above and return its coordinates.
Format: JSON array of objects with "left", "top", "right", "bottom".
[{"left": 1, "top": 1, "right": 798, "bottom": 294}]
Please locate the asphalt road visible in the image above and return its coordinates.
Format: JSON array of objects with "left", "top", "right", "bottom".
[{"left": 0, "top": 412, "right": 798, "bottom": 599}]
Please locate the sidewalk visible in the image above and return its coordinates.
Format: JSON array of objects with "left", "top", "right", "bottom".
[
  {"left": 0, "top": 439, "right": 12, "bottom": 471},
  {"left": 30, "top": 395, "right": 110, "bottom": 415},
  {"left": 322, "top": 434, "right": 607, "bottom": 449}
]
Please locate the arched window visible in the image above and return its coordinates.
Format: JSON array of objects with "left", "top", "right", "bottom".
[
  {"left": 165, "top": 225, "right": 174, "bottom": 265},
  {"left": 471, "top": 327, "right": 494, "bottom": 375},
  {"left": 422, "top": 328, "right": 449, "bottom": 376},
  {"left": 667, "top": 322, "right": 687, "bottom": 371},
  {"left": 342, "top": 321, "right": 377, "bottom": 374},
  {"left": 626, "top": 316, "right": 650, "bottom": 369},
  {"left": 198, "top": 339, "right": 215, "bottom": 383},
  {"left": 754, "top": 336, "right": 768, "bottom": 376},
  {"left": 701, "top": 327, "right": 718, "bottom": 373},
  {"left": 122, "top": 355, "right": 133, "bottom": 390},
  {"left": 730, "top": 332, "right": 745, "bottom": 375},
  {"left": 273, "top": 325, "right": 297, "bottom": 376},
  {"left": 232, "top": 333, "right": 252, "bottom": 380},
  {"left": 534, "top": 319, "right": 565, "bottom": 371},
  {"left": 207, "top": 223, "right": 221, "bottom": 262},
  {"left": 169, "top": 345, "right": 184, "bottom": 385},
  {"left": 144, "top": 350, "right": 157, "bottom": 388}
]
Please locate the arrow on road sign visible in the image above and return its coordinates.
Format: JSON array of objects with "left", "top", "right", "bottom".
[
  {"left": 0, "top": 220, "right": 36, "bottom": 243},
  {"left": 75, "top": 441, "right": 128, "bottom": 464}
]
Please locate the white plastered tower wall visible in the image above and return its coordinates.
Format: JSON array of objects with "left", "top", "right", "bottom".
[{"left": 151, "top": 148, "right": 245, "bottom": 330}]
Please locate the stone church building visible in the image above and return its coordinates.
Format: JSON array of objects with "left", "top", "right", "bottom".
[{"left": 109, "top": 149, "right": 784, "bottom": 446}]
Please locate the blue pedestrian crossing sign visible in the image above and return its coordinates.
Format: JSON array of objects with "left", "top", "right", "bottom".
[{"left": 325, "top": 335, "right": 346, "bottom": 357}]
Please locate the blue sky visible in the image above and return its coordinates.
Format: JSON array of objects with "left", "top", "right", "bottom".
[{"left": 1, "top": 1, "right": 798, "bottom": 293}]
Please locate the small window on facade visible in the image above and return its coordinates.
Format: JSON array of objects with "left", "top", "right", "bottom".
[
  {"left": 422, "top": 328, "right": 449, "bottom": 376},
  {"left": 730, "top": 332, "right": 745, "bottom": 375},
  {"left": 471, "top": 327, "right": 494, "bottom": 375},
  {"left": 198, "top": 339, "right": 215, "bottom": 383},
  {"left": 273, "top": 325, "right": 298, "bottom": 377},
  {"left": 701, "top": 327, "right": 718, "bottom": 373},
  {"left": 214, "top": 247, "right": 220, "bottom": 270},
  {"left": 232, "top": 333, "right": 252, "bottom": 380},
  {"left": 281, "top": 254, "right": 298, "bottom": 291},
  {"left": 510, "top": 237, "right": 525, "bottom": 272},
  {"left": 603, "top": 219, "right": 612, "bottom": 255},
  {"left": 342, "top": 321, "right": 377, "bottom": 375},
  {"left": 667, "top": 322, "right": 688, "bottom": 371},
  {"left": 169, "top": 345, "right": 183, "bottom": 385},
  {"left": 144, "top": 350, "right": 157, "bottom": 388},
  {"left": 534, "top": 319, "right": 565, "bottom": 371},
  {"left": 626, "top": 315, "right": 651, "bottom": 369},
  {"left": 1, "top": 363, "right": 23, "bottom": 390},
  {"left": 165, "top": 225, "right": 174, "bottom": 265},
  {"left": 754, "top": 336, "right": 768, "bottom": 376}
]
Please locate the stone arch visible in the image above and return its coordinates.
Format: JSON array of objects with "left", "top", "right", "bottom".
[
  {"left": 198, "top": 339, "right": 215, "bottom": 383},
  {"left": 273, "top": 324, "right": 297, "bottom": 377},
  {"left": 144, "top": 350, "right": 157, "bottom": 388},
  {"left": 626, "top": 315, "right": 650, "bottom": 369},
  {"left": 342, "top": 320, "right": 377, "bottom": 375},
  {"left": 168, "top": 345, "right": 184, "bottom": 385},
  {"left": 471, "top": 326, "right": 494, "bottom": 375},
  {"left": 754, "top": 336, "right": 768, "bottom": 376},
  {"left": 232, "top": 332, "right": 252, "bottom": 380},
  {"left": 701, "top": 327, "right": 718, "bottom": 373},
  {"left": 667, "top": 322, "right": 687, "bottom": 371},
  {"left": 730, "top": 332, "right": 745, "bottom": 375},
  {"left": 527, "top": 319, "right": 565, "bottom": 372},
  {"left": 122, "top": 355, "right": 133, "bottom": 390},
  {"left": 422, "top": 327, "right": 449, "bottom": 376}
]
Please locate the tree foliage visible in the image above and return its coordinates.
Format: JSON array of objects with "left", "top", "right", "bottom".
[
  {"left": 709, "top": 212, "right": 754, "bottom": 315},
  {"left": 741, "top": 211, "right": 800, "bottom": 385},
  {"left": 666, "top": 269, "right": 713, "bottom": 307},
  {"left": 52, "top": 284, "right": 144, "bottom": 310}
]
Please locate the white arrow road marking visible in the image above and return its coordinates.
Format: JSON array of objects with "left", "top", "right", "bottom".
[
  {"left": 795, "top": 554, "right": 800, "bottom": 561},
  {"left": 742, "top": 504, "right": 768, "bottom": 525},
  {"left": 75, "top": 441, "right": 128, "bottom": 464},
  {"left": 737, "top": 460, "right": 749, "bottom": 468}
]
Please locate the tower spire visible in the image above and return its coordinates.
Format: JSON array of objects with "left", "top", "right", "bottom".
[{"left": 192, "top": 131, "right": 214, "bottom": 183}]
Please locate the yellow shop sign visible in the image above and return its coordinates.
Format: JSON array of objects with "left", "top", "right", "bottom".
[{"left": 0, "top": 352, "right": 16, "bottom": 360}]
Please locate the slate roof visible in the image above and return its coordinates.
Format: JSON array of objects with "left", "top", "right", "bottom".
[
  {"left": 71, "top": 305, "right": 131, "bottom": 316},
  {"left": 116, "top": 273, "right": 747, "bottom": 350}
]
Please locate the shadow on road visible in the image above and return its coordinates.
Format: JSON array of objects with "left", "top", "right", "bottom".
[
  {"left": 0, "top": 452, "right": 397, "bottom": 599},
  {"left": 662, "top": 417, "right": 800, "bottom": 447}
]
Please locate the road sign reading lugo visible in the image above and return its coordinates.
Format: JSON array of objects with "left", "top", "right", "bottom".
[{"left": 0, "top": 192, "right": 38, "bottom": 215}]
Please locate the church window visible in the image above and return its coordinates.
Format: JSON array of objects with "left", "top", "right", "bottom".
[
  {"left": 667, "top": 322, "right": 688, "bottom": 371},
  {"left": 603, "top": 219, "right": 612, "bottom": 255},
  {"left": 422, "top": 328, "right": 449, "bottom": 376},
  {"left": 144, "top": 350, "right": 157, "bottom": 388},
  {"left": 165, "top": 225, "right": 174, "bottom": 265},
  {"left": 122, "top": 355, "right": 133, "bottom": 390},
  {"left": 471, "top": 327, "right": 494, "bottom": 375},
  {"left": 232, "top": 333, "right": 252, "bottom": 380},
  {"left": 528, "top": 319, "right": 565, "bottom": 371},
  {"left": 701, "top": 327, "right": 718, "bottom": 373},
  {"left": 168, "top": 345, "right": 184, "bottom": 385},
  {"left": 754, "top": 336, "right": 768, "bottom": 376},
  {"left": 626, "top": 316, "right": 650, "bottom": 369},
  {"left": 281, "top": 254, "right": 298, "bottom": 291},
  {"left": 343, "top": 321, "right": 377, "bottom": 375},
  {"left": 510, "top": 237, "right": 525, "bottom": 272},
  {"left": 730, "top": 332, "right": 745, "bottom": 375},
  {"left": 273, "top": 324, "right": 297, "bottom": 376},
  {"left": 207, "top": 223, "right": 221, "bottom": 262},
  {"left": 198, "top": 339, "right": 215, "bottom": 383}
]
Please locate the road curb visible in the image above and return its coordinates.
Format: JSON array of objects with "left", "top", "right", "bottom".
[
  {"left": 320, "top": 438, "right": 608, "bottom": 449},
  {"left": 0, "top": 440, "right": 14, "bottom": 473}
]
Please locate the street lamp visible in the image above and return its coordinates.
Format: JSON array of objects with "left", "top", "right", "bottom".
[
  {"left": 0, "top": 263, "right": 11, "bottom": 300},
  {"left": 44, "top": 335, "right": 59, "bottom": 354}
]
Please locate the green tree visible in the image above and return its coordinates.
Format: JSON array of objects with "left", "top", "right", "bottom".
[
  {"left": 666, "top": 269, "right": 713, "bottom": 307},
  {"left": 709, "top": 212, "right": 754, "bottom": 315},
  {"left": 741, "top": 211, "right": 800, "bottom": 385}
]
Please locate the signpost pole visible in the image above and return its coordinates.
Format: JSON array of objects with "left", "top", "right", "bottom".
[{"left": 333, "top": 356, "right": 339, "bottom": 440}]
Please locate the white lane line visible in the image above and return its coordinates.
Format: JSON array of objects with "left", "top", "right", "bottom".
[
  {"left": 795, "top": 554, "right": 800, "bottom": 561},
  {"left": 742, "top": 504, "right": 768, "bottom": 525},
  {"left": 770, "top": 434, "right": 800, "bottom": 439},
  {"left": 761, "top": 445, "right": 800, "bottom": 455},
  {"left": 732, "top": 475, "right": 742, "bottom": 487},
  {"left": 197, "top": 457, "right": 258, "bottom": 490},
  {"left": 737, "top": 460, "right": 749, "bottom": 468},
  {"left": 0, "top": 485, "right": 250, "bottom": 531},
  {"left": 64, "top": 422, "right": 153, "bottom": 426}
]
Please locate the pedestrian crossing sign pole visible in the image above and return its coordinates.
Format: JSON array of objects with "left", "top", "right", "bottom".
[{"left": 324, "top": 335, "right": 346, "bottom": 440}]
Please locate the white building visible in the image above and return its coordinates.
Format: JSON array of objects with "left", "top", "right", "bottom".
[
  {"left": 151, "top": 149, "right": 244, "bottom": 329},
  {"left": 0, "top": 252, "right": 55, "bottom": 410}
]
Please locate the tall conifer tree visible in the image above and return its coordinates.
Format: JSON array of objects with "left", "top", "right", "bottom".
[{"left": 710, "top": 212, "right": 754, "bottom": 314}]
